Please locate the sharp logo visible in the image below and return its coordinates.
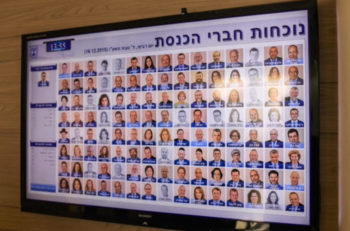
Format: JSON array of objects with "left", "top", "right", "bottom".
[
  {"left": 26, "top": 34, "right": 47, "bottom": 40},
  {"left": 138, "top": 214, "right": 152, "bottom": 219}
]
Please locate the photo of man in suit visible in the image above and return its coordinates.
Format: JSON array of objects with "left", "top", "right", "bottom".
[
  {"left": 84, "top": 60, "right": 97, "bottom": 76},
  {"left": 265, "top": 170, "right": 283, "bottom": 190},
  {"left": 286, "top": 171, "right": 304, "bottom": 191},
  {"left": 285, "top": 108, "right": 304, "bottom": 127},
  {"left": 246, "top": 169, "right": 263, "bottom": 188},
  {"left": 285, "top": 66, "right": 303, "bottom": 85},
  {"left": 142, "top": 183, "right": 156, "bottom": 201},
  {"left": 246, "top": 108, "right": 263, "bottom": 127},
  {"left": 142, "top": 74, "right": 156, "bottom": 91},
  {"left": 285, "top": 87, "right": 304, "bottom": 106},
  {"left": 226, "top": 49, "right": 243, "bottom": 68},
  {"left": 245, "top": 48, "right": 262, "bottom": 67},
  {"left": 191, "top": 129, "right": 207, "bottom": 147},
  {"left": 191, "top": 109, "right": 207, "bottom": 127},
  {"left": 191, "top": 71, "right": 207, "bottom": 89},
  {"left": 265, "top": 129, "right": 283, "bottom": 148},
  {"left": 191, "top": 90, "right": 207, "bottom": 108},
  {"left": 158, "top": 54, "right": 172, "bottom": 72},
  {"left": 142, "top": 92, "right": 156, "bottom": 109},
  {"left": 127, "top": 75, "right": 140, "bottom": 92},
  {"left": 127, "top": 182, "right": 140, "bottom": 199},
  {"left": 158, "top": 110, "right": 173, "bottom": 127},
  {"left": 142, "top": 110, "right": 156, "bottom": 127},
  {"left": 245, "top": 129, "right": 263, "bottom": 147},
  {"left": 59, "top": 63, "right": 70, "bottom": 78},
  {"left": 191, "top": 168, "right": 207, "bottom": 185},
  {"left": 286, "top": 192, "right": 304, "bottom": 212},
  {"left": 208, "top": 188, "right": 225, "bottom": 206},
  {"left": 209, "top": 129, "right": 225, "bottom": 147},
  {"left": 209, "top": 148, "right": 225, "bottom": 167},
  {"left": 191, "top": 52, "right": 207, "bottom": 70},
  {"left": 72, "top": 62, "right": 83, "bottom": 77},
  {"left": 127, "top": 93, "right": 140, "bottom": 109},
  {"left": 245, "top": 149, "right": 263, "bottom": 168},
  {"left": 285, "top": 45, "right": 303, "bottom": 65},
  {"left": 174, "top": 72, "right": 189, "bottom": 90},
  {"left": 158, "top": 73, "right": 172, "bottom": 90},
  {"left": 264, "top": 46, "right": 283, "bottom": 65},
  {"left": 208, "top": 89, "right": 225, "bottom": 108},
  {"left": 159, "top": 92, "right": 173, "bottom": 109},
  {"left": 208, "top": 51, "right": 225, "bottom": 69},
  {"left": 227, "top": 188, "right": 244, "bottom": 207},
  {"left": 227, "top": 169, "right": 244, "bottom": 187},
  {"left": 127, "top": 57, "right": 141, "bottom": 74},
  {"left": 38, "top": 72, "right": 49, "bottom": 87},
  {"left": 174, "top": 185, "right": 189, "bottom": 203},
  {"left": 174, "top": 53, "right": 189, "bottom": 71},
  {"left": 112, "top": 76, "right": 125, "bottom": 92},
  {"left": 174, "top": 129, "right": 189, "bottom": 146},
  {"left": 174, "top": 148, "right": 190, "bottom": 165},
  {"left": 265, "top": 149, "right": 284, "bottom": 169},
  {"left": 286, "top": 128, "right": 304, "bottom": 148}
]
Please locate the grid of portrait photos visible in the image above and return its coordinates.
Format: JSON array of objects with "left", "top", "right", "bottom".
[{"left": 56, "top": 43, "right": 307, "bottom": 213}]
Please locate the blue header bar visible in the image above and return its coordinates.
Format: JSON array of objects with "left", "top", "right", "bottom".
[
  {"left": 30, "top": 142, "right": 57, "bottom": 147},
  {"left": 31, "top": 65, "right": 57, "bottom": 72},
  {"left": 46, "top": 40, "right": 72, "bottom": 52},
  {"left": 31, "top": 183, "right": 56, "bottom": 193},
  {"left": 30, "top": 103, "right": 57, "bottom": 108}
]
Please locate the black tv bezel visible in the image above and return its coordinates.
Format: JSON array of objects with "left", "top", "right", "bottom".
[{"left": 21, "top": 1, "right": 320, "bottom": 230}]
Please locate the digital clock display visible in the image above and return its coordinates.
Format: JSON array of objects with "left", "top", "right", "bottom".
[{"left": 46, "top": 40, "right": 72, "bottom": 52}]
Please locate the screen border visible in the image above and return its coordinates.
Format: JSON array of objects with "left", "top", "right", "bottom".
[{"left": 21, "top": 1, "right": 320, "bottom": 230}]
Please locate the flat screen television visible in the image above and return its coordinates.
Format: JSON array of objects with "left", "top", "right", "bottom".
[{"left": 21, "top": 1, "right": 319, "bottom": 230}]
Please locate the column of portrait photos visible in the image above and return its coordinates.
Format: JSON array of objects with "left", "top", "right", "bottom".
[{"left": 56, "top": 43, "right": 307, "bottom": 214}]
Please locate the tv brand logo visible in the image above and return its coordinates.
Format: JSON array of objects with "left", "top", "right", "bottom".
[{"left": 138, "top": 214, "right": 152, "bottom": 219}]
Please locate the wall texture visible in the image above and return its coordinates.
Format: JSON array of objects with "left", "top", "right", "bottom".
[{"left": 0, "top": 0, "right": 337, "bottom": 230}]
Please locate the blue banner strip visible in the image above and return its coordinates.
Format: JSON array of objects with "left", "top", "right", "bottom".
[
  {"left": 46, "top": 40, "right": 72, "bottom": 52},
  {"left": 30, "top": 142, "right": 57, "bottom": 147},
  {"left": 31, "top": 183, "right": 56, "bottom": 192},
  {"left": 30, "top": 103, "right": 57, "bottom": 108},
  {"left": 31, "top": 65, "right": 57, "bottom": 71}
]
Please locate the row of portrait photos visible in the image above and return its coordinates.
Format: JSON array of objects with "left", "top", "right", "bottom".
[
  {"left": 57, "top": 127, "right": 306, "bottom": 150},
  {"left": 57, "top": 107, "right": 305, "bottom": 128},
  {"left": 57, "top": 86, "right": 305, "bottom": 110},
  {"left": 55, "top": 44, "right": 304, "bottom": 79},
  {"left": 57, "top": 177, "right": 304, "bottom": 212},
  {"left": 56, "top": 66, "right": 305, "bottom": 95}
]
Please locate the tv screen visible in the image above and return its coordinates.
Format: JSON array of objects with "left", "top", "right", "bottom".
[{"left": 21, "top": 1, "right": 319, "bottom": 230}]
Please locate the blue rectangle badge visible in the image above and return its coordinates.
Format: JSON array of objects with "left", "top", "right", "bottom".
[{"left": 46, "top": 39, "right": 72, "bottom": 52}]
